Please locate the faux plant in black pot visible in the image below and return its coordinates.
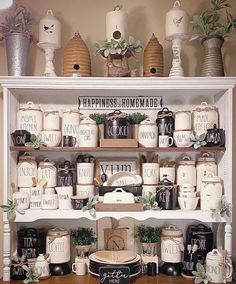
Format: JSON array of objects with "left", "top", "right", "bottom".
[
  {"left": 134, "top": 224, "right": 161, "bottom": 256},
  {"left": 70, "top": 227, "right": 97, "bottom": 258},
  {"left": 191, "top": 0, "right": 236, "bottom": 76}
]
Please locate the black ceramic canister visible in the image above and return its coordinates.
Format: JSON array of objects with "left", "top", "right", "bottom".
[
  {"left": 206, "top": 124, "right": 225, "bottom": 147},
  {"left": 105, "top": 110, "right": 131, "bottom": 139},
  {"left": 57, "top": 161, "right": 74, "bottom": 186},
  {"left": 156, "top": 107, "right": 175, "bottom": 137},
  {"left": 156, "top": 178, "right": 177, "bottom": 210},
  {"left": 10, "top": 258, "right": 28, "bottom": 280}
]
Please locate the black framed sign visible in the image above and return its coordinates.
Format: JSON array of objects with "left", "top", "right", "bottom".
[{"left": 99, "top": 266, "right": 130, "bottom": 284}]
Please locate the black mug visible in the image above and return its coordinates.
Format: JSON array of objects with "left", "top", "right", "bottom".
[
  {"left": 63, "top": 135, "right": 76, "bottom": 147},
  {"left": 206, "top": 125, "right": 225, "bottom": 147}
]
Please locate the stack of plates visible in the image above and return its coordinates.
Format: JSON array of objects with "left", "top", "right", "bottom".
[{"left": 89, "top": 250, "right": 141, "bottom": 277}]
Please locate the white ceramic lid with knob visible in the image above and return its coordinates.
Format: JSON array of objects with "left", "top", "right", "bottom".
[
  {"left": 19, "top": 101, "right": 42, "bottom": 112},
  {"left": 162, "top": 224, "right": 183, "bottom": 237}
]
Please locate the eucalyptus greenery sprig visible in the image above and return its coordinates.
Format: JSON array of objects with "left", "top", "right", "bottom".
[
  {"left": 211, "top": 195, "right": 232, "bottom": 219},
  {"left": 22, "top": 265, "right": 41, "bottom": 284},
  {"left": 25, "top": 134, "right": 47, "bottom": 149},
  {"left": 192, "top": 263, "right": 211, "bottom": 284},
  {"left": 95, "top": 36, "right": 142, "bottom": 58},
  {"left": 82, "top": 195, "right": 98, "bottom": 218},
  {"left": 190, "top": 133, "right": 207, "bottom": 149},
  {"left": 138, "top": 193, "right": 161, "bottom": 210},
  {"left": 191, "top": 0, "right": 236, "bottom": 41},
  {"left": 0, "top": 198, "right": 25, "bottom": 222},
  {"left": 0, "top": 5, "right": 34, "bottom": 40}
]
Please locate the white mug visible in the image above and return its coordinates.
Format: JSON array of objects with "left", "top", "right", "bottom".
[
  {"left": 77, "top": 163, "right": 94, "bottom": 184},
  {"left": 173, "top": 130, "right": 193, "bottom": 147},
  {"left": 159, "top": 135, "right": 174, "bottom": 148},
  {"left": 142, "top": 184, "right": 157, "bottom": 197},
  {"left": 12, "top": 192, "right": 30, "bottom": 210},
  {"left": 55, "top": 186, "right": 73, "bottom": 209},
  {"left": 142, "top": 163, "right": 159, "bottom": 185},
  {"left": 72, "top": 260, "right": 86, "bottom": 276}
]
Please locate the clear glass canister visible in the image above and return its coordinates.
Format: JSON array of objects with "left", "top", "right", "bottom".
[
  {"left": 17, "top": 154, "right": 37, "bottom": 188},
  {"left": 196, "top": 153, "right": 217, "bottom": 191},
  {"left": 177, "top": 155, "right": 196, "bottom": 187},
  {"left": 161, "top": 224, "right": 184, "bottom": 263},
  {"left": 38, "top": 160, "right": 57, "bottom": 188}
]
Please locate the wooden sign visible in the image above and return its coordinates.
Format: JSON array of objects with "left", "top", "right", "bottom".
[{"left": 99, "top": 266, "right": 130, "bottom": 284}]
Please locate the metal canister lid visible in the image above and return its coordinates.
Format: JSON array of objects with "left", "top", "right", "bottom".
[
  {"left": 19, "top": 153, "right": 36, "bottom": 162},
  {"left": 178, "top": 155, "right": 195, "bottom": 165},
  {"left": 47, "top": 227, "right": 69, "bottom": 237},
  {"left": 197, "top": 153, "right": 215, "bottom": 163},
  {"left": 20, "top": 101, "right": 42, "bottom": 112},
  {"left": 162, "top": 225, "right": 182, "bottom": 237},
  {"left": 106, "top": 110, "right": 128, "bottom": 121}
]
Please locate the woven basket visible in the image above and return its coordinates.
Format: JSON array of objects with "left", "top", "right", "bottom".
[
  {"left": 63, "top": 33, "right": 91, "bottom": 77},
  {"left": 143, "top": 33, "right": 164, "bottom": 77}
]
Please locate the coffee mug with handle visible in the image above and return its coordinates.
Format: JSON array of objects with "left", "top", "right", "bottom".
[
  {"left": 72, "top": 260, "right": 86, "bottom": 275},
  {"left": 159, "top": 135, "right": 174, "bottom": 148}
]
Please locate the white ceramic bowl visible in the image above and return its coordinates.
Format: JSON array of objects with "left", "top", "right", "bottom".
[
  {"left": 173, "top": 130, "right": 193, "bottom": 147},
  {"left": 178, "top": 197, "right": 199, "bottom": 210},
  {"left": 179, "top": 191, "right": 197, "bottom": 198},
  {"left": 41, "top": 130, "right": 61, "bottom": 147}
]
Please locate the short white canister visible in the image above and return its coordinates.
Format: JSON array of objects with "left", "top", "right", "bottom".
[
  {"left": 175, "top": 110, "right": 191, "bottom": 130},
  {"left": 138, "top": 118, "right": 158, "bottom": 147},
  {"left": 17, "top": 154, "right": 38, "bottom": 187},
  {"left": 78, "top": 117, "right": 98, "bottom": 147},
  {"left": 177, "top": 155, "right": 196, "bottom": 186},
  {"left": 201, "top": 174, "right": 222, "bottom": 210},
  {"left": 38, "top": 160, "right": 57, "bottom": 188},
  {"left": 62, "top": 109, "right": 80, "bottom": 146},
  {"left": 46, "top": 227, "right": 70, "bottom": 264},
  {"left": 17, "top": 101, "right": 43, "bottom": 135},
  {"left": 196, "top": 153, "right": 217, "bottom": 191},
  {"left": 43, "top": 110, "right": 60, "bottom": 130},
  {"left": 161, "top": 225, "right": 184, "bottom": 263}
]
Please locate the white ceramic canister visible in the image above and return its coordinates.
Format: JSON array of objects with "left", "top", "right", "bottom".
[
  {"left": 30, "top": 196, "right": 42, "bottom": 209},
  {"left": 78, "top": 117, "right": 98, "bottom": 147},
  {"left": 17, "top": 154, "right": 38, "bottom": 188},
  {"left": 138, "top": 118, "right": 158, "bottom": 147},
  {"left": 34, "top": 254, "right": 50, "bottom": 279},
  {"left": 41, "top": 194, "right": 58, "bottom": 210},
  {"left": 43, "top": 110, "right": 60, "bottom": 130},
  {"left": 206, "top": 249, "right": 233, "bottom": 283},
  {"left": 161, "top": 225, "right": 184, "bottom": 263},
  {"left": 12, "top": 192, "right": 30, "bottom": 210},
  {"left": 177, "top": 155, "right": 196, "bottom": 186},
  {"left": 175, "top": 110, "right": 192, "bottom": 130},
  {"left": 62, "top": 109, "right": 80, "bottom": 147},
  {"left": 38, "top": 160, "right": 57, "bottom": 188},
  {"left": 46, "top": 227, "right": 70, "bottom": 264},
  {"left": 77, "top": 163, "right": 94, "bottom": 184},
  {"left": 201, "top": 174, "right": 223, "bottom": 210},
  {"left": 196, "top": 153, "right": 217, "bottom": 191},
  {"left": 159, "top": 167, "right": 175, "bottom": 183},
  {"left": 193, "top": 102, "right": 219, "bottom": 136},
  {"left": 142, "top": 163, "right": 160, "bottom": 185},
  {"left": 55, "top": 186, "right": 73, "bottom": 209},
  {"left": 142, "top": 184, "right": 157, "bottom": 197},
  {"left": 76, "top": 184, "right": 95, "bottom": 197},
  {"left": 17, "top": 101, "right": 43, "bottom": 135}
]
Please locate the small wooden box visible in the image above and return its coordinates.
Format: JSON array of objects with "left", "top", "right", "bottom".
[{"left": 100, "top": 139, "right": 138, "bottom": 148}]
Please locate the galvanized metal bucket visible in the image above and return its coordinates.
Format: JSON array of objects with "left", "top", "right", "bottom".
[{"left": 5, "top": 33, "right": 31, "bottom": 76}]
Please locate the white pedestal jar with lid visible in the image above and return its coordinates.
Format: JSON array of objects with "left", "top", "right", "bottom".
[{"left": 177, "top": 155, "right": 196, "bottom": 187}]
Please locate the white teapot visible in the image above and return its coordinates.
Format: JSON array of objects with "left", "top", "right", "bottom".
[{"left": 34, "top": 253, "right": 50, "bottom": 279}]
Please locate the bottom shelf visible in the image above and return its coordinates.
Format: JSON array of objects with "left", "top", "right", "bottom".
[{"left": 2, "top": 272, "right": 236, "bottom": 283}]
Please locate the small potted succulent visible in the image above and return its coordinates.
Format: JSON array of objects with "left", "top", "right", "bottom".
[
  {"left": 191, "top": 0, "right": 236, "bottom": 76},
  {"left": 128, "top": 112, "right": 148, "bottom": 139},
  {"left": 134, "top": 224, "right": 161, "bottom": 256},
  {"left": 0, "top": 4, "right": 34, "bottom": 75},
  {"left": 89, "top": 113, "right": 107, "bottom": 140},
  {"left": 70, "top": 227, "right": 97, "bottom": 258}
]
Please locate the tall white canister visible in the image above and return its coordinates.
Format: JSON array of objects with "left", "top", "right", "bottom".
[
  {"left": 62, "top": 109, "right": 80, "bottom": 146},
  {"left": 38, "top": 160, "right": 57, "bottom": 188},
  {"left": 18, "top": 153, "right": 38, "bottom": 187},
  {"left": 138, "top": 118, "right": 158, "bottom": 147},
  {"left": 177, "top": 155, "right": 196, "bottom": 186},
  {"left": 17, "top": 101, "right": 43, "bottom": 135},
  {"left": 78, "top": 117, "right": 98, "bottom": 147}
]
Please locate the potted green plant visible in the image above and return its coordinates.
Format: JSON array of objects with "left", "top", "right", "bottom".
[
  {"left": 89, "top": 113, "right": 107, "bottom": 140},
  {"left": 70, "top": 227, "right": 97, "bottom": 258},
  {"left": 134, "top": 224, "right": 161, "bottom": 256},
  {"left": 0, "top": 4, "right": 34, "bottom": 76},
  {"left": 128, "top": 112, "right": 148, "bottom": 139},
  {"left": 191, "top": 0, "right": 236, "bottom": 76}
]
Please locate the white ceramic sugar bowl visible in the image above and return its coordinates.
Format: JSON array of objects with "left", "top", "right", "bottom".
[
  {"left": 177, "top": 155, "right": 196, "bottom": 187},
  {"left": 138, "top": 118, "right": 158, "bottom": 147},
  {"left": 201, "top": 174, "right": 222, "bottom": 211},
  {"left": 161, "top": 225, "right": 184, "bottom": 263},
  {"left": 17, "top": 101, "right": 43, "bottom": 135},
  {"left": 17, "top": 153, "right": 38, "bottom": 188}
]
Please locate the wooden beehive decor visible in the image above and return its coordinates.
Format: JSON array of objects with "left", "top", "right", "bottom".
[
  {"left": 143, "top": 33, "right": 164, "bottom": 77},
  {"left": 63, "top": 33, "right": 91, "bottom": 77}
]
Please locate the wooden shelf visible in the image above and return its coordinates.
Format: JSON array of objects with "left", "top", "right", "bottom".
[
  {"left": 10, "top": 146, "right": 226, "bottom": 153},
  {"left": 1, "top": 272, "right": 235, "bottom": 284}
]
